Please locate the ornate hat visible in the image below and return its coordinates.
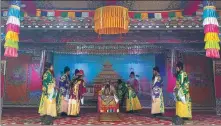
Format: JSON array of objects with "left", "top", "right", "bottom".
[{"left": 79, "top": 70, "right": 84, "bottom": 76}]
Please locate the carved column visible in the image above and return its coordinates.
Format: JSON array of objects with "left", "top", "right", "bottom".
[{"left": 213, "top": 60, "right": 221, "bottom": 116}]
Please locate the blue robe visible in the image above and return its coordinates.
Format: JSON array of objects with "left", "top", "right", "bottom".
[{"left": 151, "top": 74, "right": 164, "bottom": 114}]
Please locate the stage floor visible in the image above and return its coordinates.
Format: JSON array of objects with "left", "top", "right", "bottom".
[{"left": 1, "top": 108, "right": 221, "bottom": 125}]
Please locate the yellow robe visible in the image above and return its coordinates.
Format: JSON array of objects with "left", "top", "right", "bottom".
[
  {"left": 126, "top": 87, "right": 142, "bottom": 112},
  {"left": 175, "top": 71, "right": 192, "bottom": 119},
  {"left": 38, "top": 71, "right": 57, "bottom": 117},
  {"left": 67, "top": 81, "right": 81, "bottom": 116}
]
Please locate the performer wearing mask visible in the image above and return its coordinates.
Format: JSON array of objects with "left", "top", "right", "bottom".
[
  {"left": 57, "top": 66, "right": 71, "bottom": 116},
  {"left": 68, "top": 70, "right": 86, "bottom": 117},
  {"left": 38, "top": 63, "right": 58, "bottom": 124},
  {"left": 126, "top": 72, "right": 142, "bottom": 112},
  {"left": 151, "top": 66, "right": 164, "bottom": 117},
  {"left": 174, "top": 62, "right": 192, "bottom": 120}
]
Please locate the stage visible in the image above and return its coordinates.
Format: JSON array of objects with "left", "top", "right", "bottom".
[{"left": 1, "top": 108, "right": 221, "bottom": 125}]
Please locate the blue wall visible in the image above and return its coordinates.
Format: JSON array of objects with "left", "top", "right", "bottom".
[{"left": 53, "top": 54, "right": 156, "bottom": 85}]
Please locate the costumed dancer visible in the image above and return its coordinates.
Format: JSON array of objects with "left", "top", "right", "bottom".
[
  {"left": 68, "top": 70, "right": 86, "bottom": 117},
  {"left": 57, "top": 66, "right": 71, "bottom": 116},
  {"left": 38, "top": 63, "right": 58, "bottom": 124},
  {"left": 151, "top": 66, "right": 164, "bottom": 117},
  {"left": 174, "top": 62, "right": 192, "bottom": 120},
  {"left": 116, "top": 79, "right": 128, "bottom": 109},
  {"left": 126, "top": 72, "right": 142, "bottom": 112}
]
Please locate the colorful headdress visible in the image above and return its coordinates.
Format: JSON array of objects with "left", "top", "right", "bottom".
[{"left": 79, "top": 70, "right": 84, "bottom": 76}]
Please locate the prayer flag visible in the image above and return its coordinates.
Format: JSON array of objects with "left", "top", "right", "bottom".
[
  {"left": 20, "top": 11, "right": 24, "bottom": 18},
  {"left": 175, "top": 11, "right": 183, "bottom": 18},
  {"left": 24, "top": 12, "right": 28, "bottom": 17},
  {"left": 134, "top": 13, "right": 141, "bottom": 19},
  {"left": 154, "top": 13, "right": 162, "bottom": 19},
  {"left": 41, "top": 11, "right": 47, "bottom": 17},
  {"left": 47, "top": 11, "right": 55, "bottom": 17},
  {"left": 161, "top": 12, "right": 169, "bottom": 18},
  {"left": 68, "top": 12, "right": 75, "bottom": 19},
  {"left": 129, "top": 12, "right": 135, "bottom": 18},
  {"left": 148, "top": 13, "right": 154, "bottom": 18},
  {"left": 89, "top": 11, "right": 94, "bottom": 17},
  {"left": 168, "top": 12, "right": 175, "bottom": 18},
  {"left": 55, "top": 10, "right": 61, "bottom": 17},
  {"left": 3, "top": 10, "right": 8, "bottom": 17},
  {"left": 75, "top": 12, "right": 82, "bottom": 17},
  {"left": 61, "top": 11, "right": 68, "bottom": 17},
  {"left": 82, "top": 12, "right": 89, "bottom": 17},
  {"left": 36, "top": 9, "right": 41, "bottom": 17},
  {"left": 141, "top": 12, "right": 148, "bottom": 19}
]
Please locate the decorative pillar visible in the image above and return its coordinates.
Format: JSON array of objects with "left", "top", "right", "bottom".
[
  {"left": 4, "top": 1, "right": 21, "bottom": 57},
  {"left": 203, "top": 0, "right": 220, "bottom": 58},
  {"left": 213, "top": 60, "right": 221, "bottom": 115}
]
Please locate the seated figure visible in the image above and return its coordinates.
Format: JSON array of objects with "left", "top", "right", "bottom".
[{"left": 98, "top": 81, "right": 119, "bottom": 113}]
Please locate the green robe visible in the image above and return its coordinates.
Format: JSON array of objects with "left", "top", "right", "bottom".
[
  {"left": 117, "top": 82, "right": 128, "bottom": 101},
  {"left": 175, "top": 71, "right": 192, "bottom": 118},
  {"left": 38, "top": 70, "right": 57, "bottom": 117}
]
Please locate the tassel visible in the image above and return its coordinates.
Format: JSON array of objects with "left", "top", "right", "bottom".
[
  {"left": 204, "top": 24, "right": 219, "bottom": 33},
  {"left": 203, "top": 0, "right": 220, "bottom": 59},
  {"left": 203, "top": 17, "right": 219, "bottom": 26},
  {"left": 6, "top": 16, "right": 20, "bottom": 26},
  {"left": 203, "top": 9, "right": 217, "bottom": 19},
  {"left": 5, "top": 31, "right": 19, "bottom": 42},
  {"left": 4, "top": 0, "right": 20, "bottom": 58},
  {"left": 204, "top": 32, "right": 220, "bottom": 42},
  {"left": 6, "top": 23, "right": 20, "bottom": 34}
]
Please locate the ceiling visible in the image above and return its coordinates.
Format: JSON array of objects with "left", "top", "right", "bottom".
[
  {"left": 2, "top": 1, "right": 221, "bottom": 10},
  {"left": 1, "top": 1, "right": 181, "bottom": 10}
]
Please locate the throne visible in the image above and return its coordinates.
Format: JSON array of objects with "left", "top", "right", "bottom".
[{"left": 97, "top": 85, "right": 119, "bottom": 113}]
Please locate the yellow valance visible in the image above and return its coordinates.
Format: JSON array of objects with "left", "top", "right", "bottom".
[{"left": 94, "top": 6, "right": 129, "bottom": 35}]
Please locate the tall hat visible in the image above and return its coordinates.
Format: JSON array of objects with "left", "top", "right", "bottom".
[{"left": 79, "top": 70, "right": 84, "bottom": 76}]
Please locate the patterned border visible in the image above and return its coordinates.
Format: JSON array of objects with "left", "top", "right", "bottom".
[{"left": 216, "top": 98, "right": 221, "bottom": 115}]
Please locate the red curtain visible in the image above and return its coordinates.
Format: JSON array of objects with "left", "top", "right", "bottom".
[
  {"left": 184, "top": 55, "right": 214, "bottom": 106},
  {"left": 5, "top": 55, "right": 31, "bottom": 102},
  {"left": 1, "top": 75, "right": 4, "bottom": 98}
]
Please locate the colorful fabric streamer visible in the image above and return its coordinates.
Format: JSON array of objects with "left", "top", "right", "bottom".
[
  {"left": 4, "top": 0, "right": 21, "bottom": 57},
  {"left": 203, "top": 0, "right": 220, "bottom": 59}
]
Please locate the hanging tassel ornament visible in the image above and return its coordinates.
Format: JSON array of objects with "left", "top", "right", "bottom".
[
  {"left": 4, "top": 0, "right": 21, "bottom": 57},
  {"left": 203, "top": 0, "right": 220, "bottom": 58}
]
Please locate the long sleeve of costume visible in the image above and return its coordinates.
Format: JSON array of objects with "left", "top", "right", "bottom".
[
  {"left": 179, "top": 72, "right": 189, "bottom": 95},
  {"left": 42, "top": 72, "right": 49, "bottom": 93},
  {"left": 134, "top": 79, "right": 139, "bottom": 93},
  {"left": 175, "top": 71, "right": 192, "bottom": 118},
  {"left": 59, "top": 75, "right": 69, "bottom": 96},
  {"left": 151, "top": 75, "right": 164, "bottom": 114},
  {"left": 152, "top": 76, "right": 163, "bottom": 99}
]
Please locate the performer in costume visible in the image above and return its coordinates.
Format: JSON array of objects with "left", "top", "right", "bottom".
[
  {"left": 98, "top": 80, "right": 119, "bottom": 113},
  {"left": 151, "top": 66, "right": 164, "bottom": 117},
  {"left": 57, "top": 66, "right": 71, "bottom": 116},
  {"left": 174, "top": 62, "right": 192, "bottom": 120},
  {"left": 38, "top": 63, "right": 58, "bottom": 122},
  {"left": 116, "top": 79, "right": 127, "bottom": 108},
  {"left": 126, "top": 72, "right": 142, "bottom": 112},
  {"left": 68, "top": 70, "right": 86, "bottom": 117}
]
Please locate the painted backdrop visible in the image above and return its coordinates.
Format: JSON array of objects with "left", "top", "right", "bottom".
[{"left": 54, "top": 54, "right": 168, "bottom": 107}]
